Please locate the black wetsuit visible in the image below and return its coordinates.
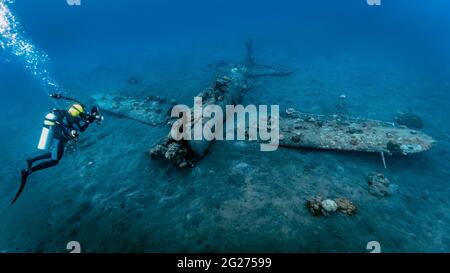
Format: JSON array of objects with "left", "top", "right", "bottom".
[
  {"left": 10, "top": 108, "right": 97, "bottom": 205},
  {"left": 26, "top": 110, "right": 90, "bottom": 173}
]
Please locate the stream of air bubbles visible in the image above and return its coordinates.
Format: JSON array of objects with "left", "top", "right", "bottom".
[{"left": 0, "top": 0, "right": 62, "bottom": 98}]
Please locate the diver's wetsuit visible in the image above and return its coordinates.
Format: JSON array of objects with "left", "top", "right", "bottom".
[
  {"left": 25, "top": 110, "right": 90, "bottom": 173},
  {"left": 10, "top": 111, "right": 91, "bottom": 205},
  {"left": 11, "top": 100, "right": 102, "bottom": 206}
]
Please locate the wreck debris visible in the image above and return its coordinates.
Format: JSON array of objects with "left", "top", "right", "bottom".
[
  {"left": 380, "top": 152, "right": 387, "bottom": 169},
  {"left": 245, "top": 40, "right": 256, "bottom": 68},
  {"left": 335, "top": 198, "right": 357, "bottom": 216},
  {"left": 306, "top": 196, "right": 357, "bottom": 217},
  {"left": 394, "top": 112, "right": 424, "bottom": 129},
  {"left": 279, "top": 109, "right": 434, "bottom": 155},
  {"left": 92, "top": 41, "right": 434, "bottom": 168},
  {"left": 149, "top": 138, "right": 193, "bottom": 168},
  {"left": 306, "top": 196, "right": 324, "bottom": 216},
  {"left": 247, "top": 65, "right": 293, "bottom": 78},
  {"left": 93, "top": 57, "right": 291, "bottom": 167},
  {"left": 93, "top": 94, "right": 435, "bottom": 168},
  {"left": 93, "top": 95, "right": 435, "bottom": 168},
  {"left": 149, "top": 66, "right": 249, "bottom": 166},
  {"left": 367, "top": 173, "right": 398, "bottom": 197},
  {"left": 92, "top": 93, "right": 173, "bottom": 126},
  {"left": 215, "top": 39, "right": 293, "bottom": 79},
  {"left": 147, "top": 41, "right": 294, "bottom": 167}
]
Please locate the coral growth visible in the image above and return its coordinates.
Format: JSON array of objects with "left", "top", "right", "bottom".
[
  {"left": 335, "top": 198, "right": 357, "bottom": 215},
  {"left": 150, "top": 140, "right": 192, "bottom": 168},
  {"left": 367, "top": 173, "right": 398, "bottom": 197},
  {"left": 306, "top": 196, "right": 357, "bottom": 217}
]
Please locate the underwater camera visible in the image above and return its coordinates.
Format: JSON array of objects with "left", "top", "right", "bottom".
[{"left": 88, "top": 106, "right": 104, "bottom": 125}]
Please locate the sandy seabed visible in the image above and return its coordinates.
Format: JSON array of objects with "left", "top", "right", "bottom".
[{"left": 0, "top": 51, "right": 449, "bottom": 253}]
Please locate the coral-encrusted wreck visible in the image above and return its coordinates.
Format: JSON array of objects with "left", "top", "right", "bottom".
[{"left": 91, "top": 42, "right": 435, "bottom": 168}]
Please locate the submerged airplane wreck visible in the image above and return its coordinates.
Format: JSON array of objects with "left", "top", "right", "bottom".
[
  {"left": 91, "top": 93, "right": 174, "bottom": 126},
  {"left": 92, "top": 42, "right": 435, "bottom": 168},
  {"left": 278, "top": 109, "right": 434, "bottom": 155}
]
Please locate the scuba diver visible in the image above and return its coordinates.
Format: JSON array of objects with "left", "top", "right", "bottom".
[{"left": 11, "top": 93, "right": 104, "bottom": 206}]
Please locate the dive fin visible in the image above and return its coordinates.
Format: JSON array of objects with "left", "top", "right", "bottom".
[{"left": 10, "top": 170, "right": 30, "bottom": 206}]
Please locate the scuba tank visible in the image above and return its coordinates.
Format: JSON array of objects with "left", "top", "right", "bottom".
[
  {"left": 37, "top": 111, "right": 58, "bottom": 150},
  {"left": 37, "top": 93, "right": 80, "bottom": 149}
]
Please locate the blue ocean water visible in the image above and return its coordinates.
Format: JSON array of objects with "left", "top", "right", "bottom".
[{"left": 0, "top": 0, "right": 449, "bottom": 252}]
